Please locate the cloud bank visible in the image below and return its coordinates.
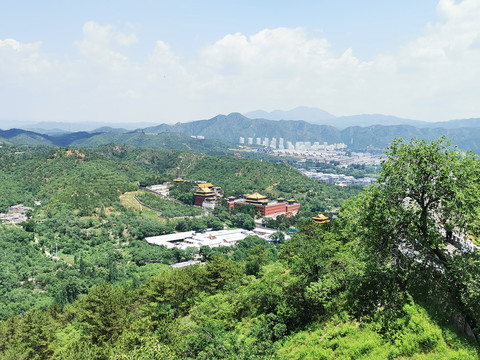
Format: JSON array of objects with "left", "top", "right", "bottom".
[{"left": 1, "top": 0, "right": 480, "bottom": 124}]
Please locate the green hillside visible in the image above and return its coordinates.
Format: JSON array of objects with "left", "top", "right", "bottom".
[
  {"left": 1, "top": 139, "right": 480, "bottom": 359},
  {"left": 72, "top": 131, "right": 234, "bottom": 154},
  {"left": 0, "top": 129, "right": 235, "bottom": 155},
  {"left": 5, "top": 115, "right": 480, "bottom": 153},
  {"left": 145, "top": 113, "right": 480, "bottom": 152},
  {"left": 0, "top": 144, "right": 356, "bottom": 320}
]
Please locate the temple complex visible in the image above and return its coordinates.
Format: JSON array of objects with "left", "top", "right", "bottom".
[
  {"left": 193, "top": 182, "right": 300, "bottom": 217},
  {"left": 228, "top": 192, "right": 300, "bottom": 217}
]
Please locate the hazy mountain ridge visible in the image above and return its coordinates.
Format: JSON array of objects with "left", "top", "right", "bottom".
[
  {"left": 245, "top": 107, "right": 480, "bottom": 129},
  {"left": 427, "top": 117, "right": 480, "bottom": 129},
  {"left": 334, "top": 114, "right": 428, "bottom": 128},
  {"left": 0, "top": 129, "right": 53, "bottom": 145},
  {"left": 245, "top": 106, "right": 336, "bottom": 124},
  {"left": 145, "top": 113, "right": 340, "bottom": 143},
  {"left": 245, "top": 107, "right": 428, "bottom": 128},
  {"left": 4, "top": 112, "right": 480, "bottom": 153},
  {"left": 0, "top": 120, "right": 158, "bottom": 133},
  {"left": 4, "top": 107, "right": 480, "bottom": 134},
  {"left": 145, "top": 113, "right": 480, "bottom": 152}
]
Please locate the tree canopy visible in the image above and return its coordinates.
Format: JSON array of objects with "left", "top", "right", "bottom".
[{"left": 340, "top": 137, "right": 480, "bottom": 337}]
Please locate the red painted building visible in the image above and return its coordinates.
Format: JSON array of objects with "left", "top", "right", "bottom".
[
  {"left": 228, "top": 193, "right": 300, "bottom": 217},
  {"left": 194, "top": 184, "right": 216, "bottom": 207}
]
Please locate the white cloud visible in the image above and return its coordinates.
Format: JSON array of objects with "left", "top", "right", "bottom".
[
  {"left": 76, "top": 21, "right": 131, "bottom": 70},
  {"left": 0, "top": 38, "right": 49, "bottom": 74},
  {"left": 116, "top": 33, "right": 138, "bottom": 47},
  {"left": 1, "top": 2, "right": 480, "bottom": 124}
]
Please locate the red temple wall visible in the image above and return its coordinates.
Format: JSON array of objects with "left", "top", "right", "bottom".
[
  {"left": 194, "top": 195, "right": 206, "bottom": 206},
  {"left": 229, "top": 202, "right": 300, "bottom": 216},
  {"left": 286, "top": 204, "right": 301, "bottom": 213}
]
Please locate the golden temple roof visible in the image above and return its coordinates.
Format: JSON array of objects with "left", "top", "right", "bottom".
[
  {"left": 195, "top": 188, "right": 215, "bottom": 196},
  {"left": 312, "top": 214, "right": 330, "bottom": 223},
  {"left": 198, "top": 183, "right": 213, "bottom": 188},
  {"left": 246, "top": 192, "right": 267, "bottom": 200},
  {"left": 173, "top": 178, "right": 184, "bottom": 182}
]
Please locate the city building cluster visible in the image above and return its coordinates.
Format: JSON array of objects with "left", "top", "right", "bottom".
[
  {"left": 301, "top": 170, "right": 376, "bottom": 187},
  {"left": 289, "top": 150, "right": 381, "bottom": 167},
  {"left": 239, "top": 136, "right": 347, "bottom": 151},
  {"left": 238, "top": 137, "right": 381, "bottom": 167}
]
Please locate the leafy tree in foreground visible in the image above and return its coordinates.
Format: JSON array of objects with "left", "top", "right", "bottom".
[{"left": 340, "top": 137, "right": 480, "bottom": 335}]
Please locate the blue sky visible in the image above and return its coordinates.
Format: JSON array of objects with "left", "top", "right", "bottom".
[
  {"left": 1, "top": 0, "right": 479, "bottom": 124},
  {"left": 0, "top": 1, "right": 438, "bottom": 60}
]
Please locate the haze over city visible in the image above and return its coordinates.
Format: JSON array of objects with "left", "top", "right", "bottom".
[{"left": 1, "top": 0, "right": 480, "bottom": 124}]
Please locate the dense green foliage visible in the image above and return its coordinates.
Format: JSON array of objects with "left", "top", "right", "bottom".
[
  {"left": 0, "top": 223, "right": 477, "bottom": 359},
  {"left": 135, "top": 192, "right": 202, "bottom": 218},
  {"left": 1, "top": 139, "right": 479, "bottom": 359},
  {"left": 0, "top": 144, "right": 356, "bottom": 319},
  {"left": 339, "top": 138, "right": 480, "bottom": 336}
]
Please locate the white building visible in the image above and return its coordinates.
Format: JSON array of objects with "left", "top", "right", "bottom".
[
  {"left": 147, "top": 183, "right": 169, "bottom": 197},
  {"left": 270, "top": 138, "right": 277, "bottom": 149},
  {"left": 145, "top": 227, "right": 288, "bottom": 251}
]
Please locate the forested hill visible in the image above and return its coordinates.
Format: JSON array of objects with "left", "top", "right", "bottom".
[
  {"left": 5, "top": 115, "right": 480, "bottom": 152},
  {"left": 1, "top": 139, "right": 480, "bottom": 358},
  {"left": 0, "top": 143, "right": 358, "bottom": 333},
  {"left": 0, "top": 129, "right": 234, "bottom": 155},
  {"left": 0, "top": 144, "right": 359, "bottom": 216},
  {"left": 145, "top": 113, "right": 480, "bottom": 152},
  {"left": 145, "top": 113, "right": 340, "bottom": 144}
]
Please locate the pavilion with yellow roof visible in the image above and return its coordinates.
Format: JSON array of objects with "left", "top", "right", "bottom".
[
  {"left": 312, "top": 214, "right": 330, "bottom": 224},
  {"left": 194, "top": 184, "right": 216, "bottom": 206}
]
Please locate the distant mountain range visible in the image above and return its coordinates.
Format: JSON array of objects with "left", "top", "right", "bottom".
[
  {"left": 144, "top": 113, "right": 480, "bottom": 152},
  {"left": 0, "top": 129, "right": 233, "bottom": 155},
  {"left": 4, "top": 107, "right": 480, "bottom": 134},
  {"left": 2, "top": 109, "right": 480, "bottom": 153},
  {"left": 244, "top": 107, "right": 480, "bottom": 130},
  {"left": 0, "top": 120, "right": 157, "bottom": 134},
  {"left": 244, "top": 107, "right": 336, "bottom": 124}
]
